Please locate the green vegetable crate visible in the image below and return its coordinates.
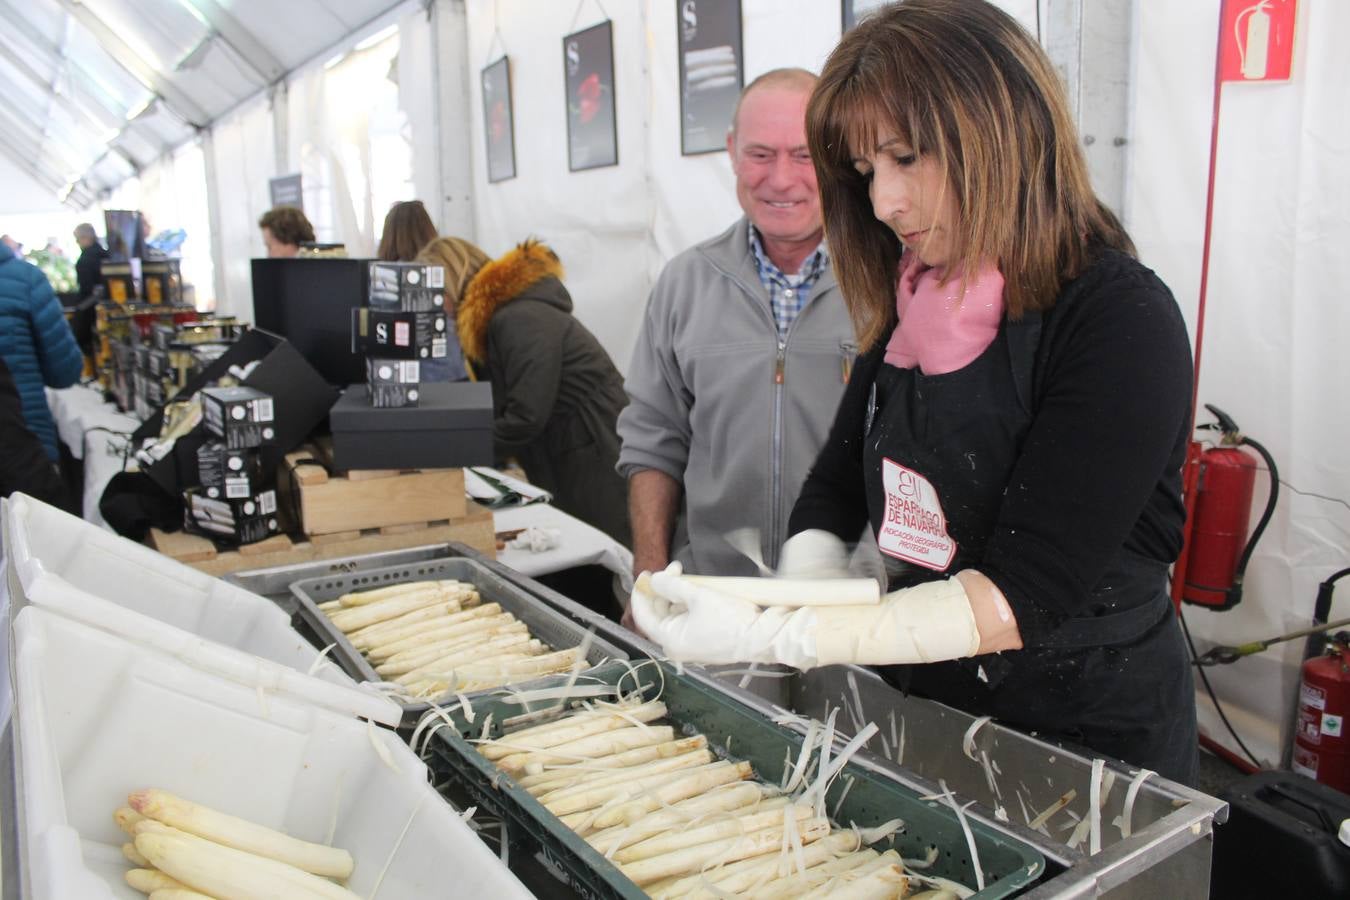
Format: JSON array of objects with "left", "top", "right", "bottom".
[{"left": 423, "top": 660, "right": 1045, "bottom": 899}]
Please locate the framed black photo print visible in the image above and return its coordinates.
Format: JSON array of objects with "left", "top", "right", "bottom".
[
  {"left": 677, "top": 0, "right": 744, "bottom": 155},
  {"left": 481, "top": 56, "right": 517, "bottom": 183},
  {"left": 563, "top": 21, "right": 618, "bottom": 171}
]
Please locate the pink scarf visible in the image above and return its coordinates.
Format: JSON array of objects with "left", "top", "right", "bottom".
[{"left": 883, "top": 250, "right": 1005, "bottom": 375}]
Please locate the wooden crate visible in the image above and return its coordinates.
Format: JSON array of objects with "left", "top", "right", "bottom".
[
  {"left": 147, "top": 502, "right": 495, "bottom": 578},
  {"left": 280, "top": 447, "right": 468, "bottom": 536}
]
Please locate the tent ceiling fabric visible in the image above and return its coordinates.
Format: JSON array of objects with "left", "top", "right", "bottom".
[{"left": 1, "top": 0, "right": 400, "bottom": 207}]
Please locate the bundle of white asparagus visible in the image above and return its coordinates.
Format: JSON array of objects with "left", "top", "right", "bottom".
[
  {"left": 114, "top": 789, "right": 360, "bottom": 899},
  {"left": 315, "top": 578, "right": 588, "bottom": 698},
  {"left": 475, "top": 700, "right": 913, "bottom": 898}
]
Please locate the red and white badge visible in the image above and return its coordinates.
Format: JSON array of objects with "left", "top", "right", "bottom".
[{"left": 877, "top": 458, "right": 957, "bottom": 570}]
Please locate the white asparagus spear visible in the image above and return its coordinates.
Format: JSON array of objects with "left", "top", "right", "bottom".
[
  {"left": 376, "top": 631, "right": 537, "bottom": 676},
  {"left": 494, "top": 725, "right": 675, "bottom": 773},
  {"left": 115, "top": 806, "right": 146, "bottom": 834},
  {"left": 126, "top": 867, "right": 190, "bottom": 893},
  {"left": 352, "top": 603, "right": 502, "bottom": 651},
  {"left": 455, "top": 653, "right": 588, "bottom": 692},
  {"left": 587, "top": 785, "right": 783, "bottom": 855},
  {"left": 147, "top": 889, "right": 216, "bottom": 900},
  {"left": 541, "top": 751, "right": 717, "bottom": 816},
  {"left": 129, "top": 789, "right": 354, "bottom": 880},
  {"left": 397, "top": 649, "right": 534, "bottom": 687},
  {"left": 614, "top": 804, "right": 814, "bottom": 864},
  {"left": 123, "top": 842, "right": 151, "bottom": 867},
  {"left": 378, "top": 616, "right": 522, "bottom": 671},
  {"left": 363, "top": 608, "right": 512, "bottom": 657},
  {"left": 800, "top": 858, "right": 907, "bottom": 900},
  {"left": 649, "top": 829, "right": 861, "bottom": 899},
  {"left": 519, "top": 735, "right": 709, "bottom": 792},
  {"left": 318, "top": 600, "right": 343, "bottom": 612},
  {"left": 589, "top": 760, "right": 756, "bottom": 830},
  {"left": 338, "top": 579, "right": 471, "bottom": 606},
  {"left": 620, "top": 816, "right": 832, "bottom": 886},
  {"left": 537, "top": 749, "right": 713, "bottom": 802},
  {"left": 135, "top": 827, "right": 360, "bottom": 900},
  {"left": 679, "top": 575, "right": 880, "bottom": 606},
  {"left": 744, "top": 847, "right": 882, "bottom": 899},
  {"left": 489, "top": 700, "right": 666, "bottom": 749},
  {"left": 327, "top": 590, "right": 451, "bottom": 633}
]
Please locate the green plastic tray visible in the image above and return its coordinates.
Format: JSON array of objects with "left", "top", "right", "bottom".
[{"left": 424, "top": 661, "right": 1044, "bottom": 898}]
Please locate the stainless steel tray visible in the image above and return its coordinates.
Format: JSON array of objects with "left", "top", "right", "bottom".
[{"left": 224, "top": 543, "right": 458, "bottom": 612}]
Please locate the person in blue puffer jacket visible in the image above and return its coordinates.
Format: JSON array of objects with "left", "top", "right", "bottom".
[{"left": 0, "top": 239, "right": 83, "bottom": 461}]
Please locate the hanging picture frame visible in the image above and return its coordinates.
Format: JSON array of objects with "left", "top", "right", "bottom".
[
  {"left": 481, "top": 56, "right": 517, "bottom": 183},
  {"left": 842, "top": 0, "right": 889, "bottom": 32},
  {"left": 677, "top": 0, "right": 744, "bottom": 155},
  {"left": 563, "top": 20, "right": 618, "bottom": 171}
]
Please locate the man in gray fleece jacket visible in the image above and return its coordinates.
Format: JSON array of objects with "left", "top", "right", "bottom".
[{"left": 617, "top": 69, "right": 856, "bottom": 608}]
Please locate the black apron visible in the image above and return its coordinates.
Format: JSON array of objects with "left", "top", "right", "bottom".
[{"left": 860, "top": 311, "right": 1198, "bottom": 786}]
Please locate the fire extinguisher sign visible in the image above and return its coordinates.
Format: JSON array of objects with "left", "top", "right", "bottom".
[{"left": 1219, "top": 0, "right": 1298, "bottom": 83}]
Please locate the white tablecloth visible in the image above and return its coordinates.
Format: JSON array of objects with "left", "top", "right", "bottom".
[
  {"left": 46, "top": 385, "right": 139, "bottom": 528},
  {"left": 492, "top": 504, "right": 634, "bottom": 590}
]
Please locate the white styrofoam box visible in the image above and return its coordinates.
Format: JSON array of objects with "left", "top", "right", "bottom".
[
  {"left": 3, "top": 494, "right": 394, "bottom": 722},
  {"left": 12, "top": 605, "right": 532, "bottom": 900}
]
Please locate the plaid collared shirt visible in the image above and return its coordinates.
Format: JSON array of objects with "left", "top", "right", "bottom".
[{"left": 748, "top": 225, "right": 828, "bottom": 338}]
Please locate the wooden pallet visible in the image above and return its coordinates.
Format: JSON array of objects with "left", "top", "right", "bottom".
[
  {"left": 279, "top": 445, "right": 468, "bottom": 537},
  {"left": 147, "top": 502, "right": 495, "bottom": 578}
]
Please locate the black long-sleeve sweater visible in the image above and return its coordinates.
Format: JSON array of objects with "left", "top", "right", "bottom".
[{"left": 789, "top": 249, "right": 1194, "bottom": 643}]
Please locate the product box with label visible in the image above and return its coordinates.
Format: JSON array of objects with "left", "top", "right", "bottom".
[
  {"left": 197, "top": 442, "right": 265, "bottom": 500},
  {"left": 184, "top": 488, "right": 282, "bottom": 545},
  {"left": 330, "top": 381, "right": 494, "bottom": 470},
  {"left": 367, "top": 261, "right": 446, "bottom": 313},
  {"left": 366, "top": 358, "right": 421, "bottom": 408},
  {"left": 351, "top": 308, "right": 447, "bottom": 362},
  {"left": 200, "top": 385, "right": 277, "bottom": 449}
]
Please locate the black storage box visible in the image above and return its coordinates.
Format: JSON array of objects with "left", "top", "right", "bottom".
[
  {"left": 197, "top": 443, "right": 265, "bottom": 500},
  {"left": 330, "top": 381, "right": 494, "bottom": 470},
  {"left": 201, "top": 385, "right": 277, "bottom": 449},
  {"left": 1212, "top": 770, "right": 1350, "bottom": 898},
  {"left": 129, "top": 329, "right": 338, "bottom": 496}
]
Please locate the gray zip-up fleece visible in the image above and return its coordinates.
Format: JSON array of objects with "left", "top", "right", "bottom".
[{"left": 617, "top": 218, "right": 857, "bottom": 576}]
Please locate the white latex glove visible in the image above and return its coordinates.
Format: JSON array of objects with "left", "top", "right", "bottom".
[
  {"left": 777, "top": 529, "right": 851, "bottom": 579},
  {"left": 630, "top": 563, "right": 983, "bottom": 669},
  {"left": 629, "top": 563, "right": 817, "bottom": 666}
]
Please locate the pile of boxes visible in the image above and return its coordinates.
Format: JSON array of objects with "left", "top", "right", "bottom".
[
  {"left": 107, "top": 315, "right": 241, "bottom": 416},
  {"left": 352, "top": 261, "right": 449, "bottom": 407},
  {"left": 183, "top": 385, "right": 281, "bottom": 545}
]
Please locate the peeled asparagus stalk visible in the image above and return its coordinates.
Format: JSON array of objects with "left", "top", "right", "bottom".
[
  {"left": 587, "top": 784, "right": 783, "bottom": 855},
  {"left": 679, "top": 574, "right": 880, "bottom": 607},
  {"left": 649, "top": 829, "right": 861, "bottom": 899},
  {"left": 378, "top": 633, "right": 541, "bottom": 677},
  {"left": 620, "top": 815, "right": 832, "bottom": 885},
  {"left": 130, "top": 788, "right": 354, "bottom": 880},
  {"left": 482, "top": 702, "right": 669, "bottom": 762},
  {"left": 135, "top": 826, "right": 359, "bottom": 900},
  {"left": 495, "top": 724, "right": 675, "bottom": 773},
  {"left": 327, "top": 590, "right": 454, "bottom": 633},
  {"left": 123, "top": 842, "right": 151, "bottom": 866},
  {"left": 337, "top": 579, "right": 469, "bottom": 606},
  {"left": 799, "top": 857, "right": 907, "bottom": 900},
  {"left": 541, "top": 751, "right": 717, "bottom": 816},
  {"left": 519, "top": 735, "right": 709, "bottom": 792},
  {"left": 148, "top": 889, "right": 216, "bottom": 900},
  {"left": 126, "top": 867, "right": 191, "bottom": 893},
  {"left": 615, "top": 803, "right": 814, "bottom": 864},
  {"left": 351, "top": 603, "right": 501, "bottom": 651},
  {"left": 744, "top": 847, "right": 882, "bottom": 899},
  {"left": 536, "top": 748, "right": 712, "bottom": 803},
  {"left": 589, "top": 760, "right": 756, "bottom": 830},
  {"left": 115, "top": 806, "right": 147, "bottom": 835},
  {"left": 401, "top": 650, "right": 534, "bottom": 687}
]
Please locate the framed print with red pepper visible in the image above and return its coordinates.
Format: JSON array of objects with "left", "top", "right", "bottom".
[
  {"left": 563, "top": 20, "right": 618, "bottom": 171},
  {"left": 481, "top": 56, "right": 517, "bottom": 183}
]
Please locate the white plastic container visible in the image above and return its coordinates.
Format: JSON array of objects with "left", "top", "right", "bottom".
[
  {"left": 11, "top": 604, "right": 532, "bottom": 899},
  {"left": 3, "top": 494, "right": 368, "bottom": 699}
]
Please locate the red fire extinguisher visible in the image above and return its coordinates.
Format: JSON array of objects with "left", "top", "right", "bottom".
[
  {"left": 1293, "top": 636, "right": 1350, "bottom": 792},
  {"left": 1172, "top": 404, "right": 1279, "bottom": 611}
]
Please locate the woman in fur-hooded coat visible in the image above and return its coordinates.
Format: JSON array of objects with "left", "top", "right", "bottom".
[{"left": 458, "top": 239, "right": 631, "bottom": 546}]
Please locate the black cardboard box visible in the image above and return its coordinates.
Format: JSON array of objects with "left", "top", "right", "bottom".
[
  {"left": 365, "top": 358, "right": 421, "bottom": 408},
  {"left": 197, "top": 442, "right": 265, "bottom": 499},
  {"left": 330, "top": 381, "right": 494, "bottom": 470},
  {"left": 130, "top": 329, "right": 339, "bottom": 496},
  {"left": 201, "top": 385, "right": 276, "bottom": 449}
]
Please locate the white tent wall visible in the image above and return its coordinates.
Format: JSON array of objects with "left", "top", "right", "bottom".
[
  {"left": 459, "top": 0, "right": 1040, "bottom": 375},
  {"left": 131, "top": 141, "right": 216, "bottom": 310},
  {"left": 1126, "top": 0, "right": 1350, "bottom": 767},
  {"left": 208, "top": 96, "right": 277, "bottom": 319}
]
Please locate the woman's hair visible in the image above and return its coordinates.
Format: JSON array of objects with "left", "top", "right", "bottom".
[
  {"left": 415, "top": 236, "right": 491, "bottom": 313},
  {"left": 377, "top": 200, "right": 439, "bottom": 262},
  {"left": 806, "top": 0, "right": 1135, "bottom": 349},
  {"left": 257, "top": 206, "right": 315, "bottom": 246}
]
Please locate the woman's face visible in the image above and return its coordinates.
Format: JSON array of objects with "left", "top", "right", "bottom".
[{"left": 851, "top": 128, "right": 957, "bottom": 269}]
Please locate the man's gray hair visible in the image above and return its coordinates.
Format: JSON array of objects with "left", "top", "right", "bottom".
[{"left": 74, "top": 223, "right": 97, "bottom": 241}]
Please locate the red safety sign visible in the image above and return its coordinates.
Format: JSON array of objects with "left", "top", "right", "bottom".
[{"left": 1219, "top": 0, "right": 1298, "bottom": 83}]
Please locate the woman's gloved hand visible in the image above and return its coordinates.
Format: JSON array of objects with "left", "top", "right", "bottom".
[
  {"left": 630, "top": 562, "right": 986, "bottom": 668},
  {"left": 628, "top": 562, "right": 817, "bottom": 666},
  {"left": 777, "top": 529, "right": 851, "bottom": 579}
]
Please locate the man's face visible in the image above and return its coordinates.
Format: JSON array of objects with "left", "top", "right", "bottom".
[
  {"left": 261, "top": 227, "right": 297, "bottom": 259},
  {"left": 74, "top": 231, "right": 93, "bottom": 249},
  {"left": 727, "top": 86, "right": 822, "bottom": 248}
]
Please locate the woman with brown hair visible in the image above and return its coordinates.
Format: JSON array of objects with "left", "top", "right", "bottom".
[
  {"left": 632, "top": 0, "right": 1197, "bottom": 782},
  {"left": 414, "top": 237, "right": 489, "bottom": 382},
  {"left": 377, "top": 200, "right": 438, "bottom": 262}
]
